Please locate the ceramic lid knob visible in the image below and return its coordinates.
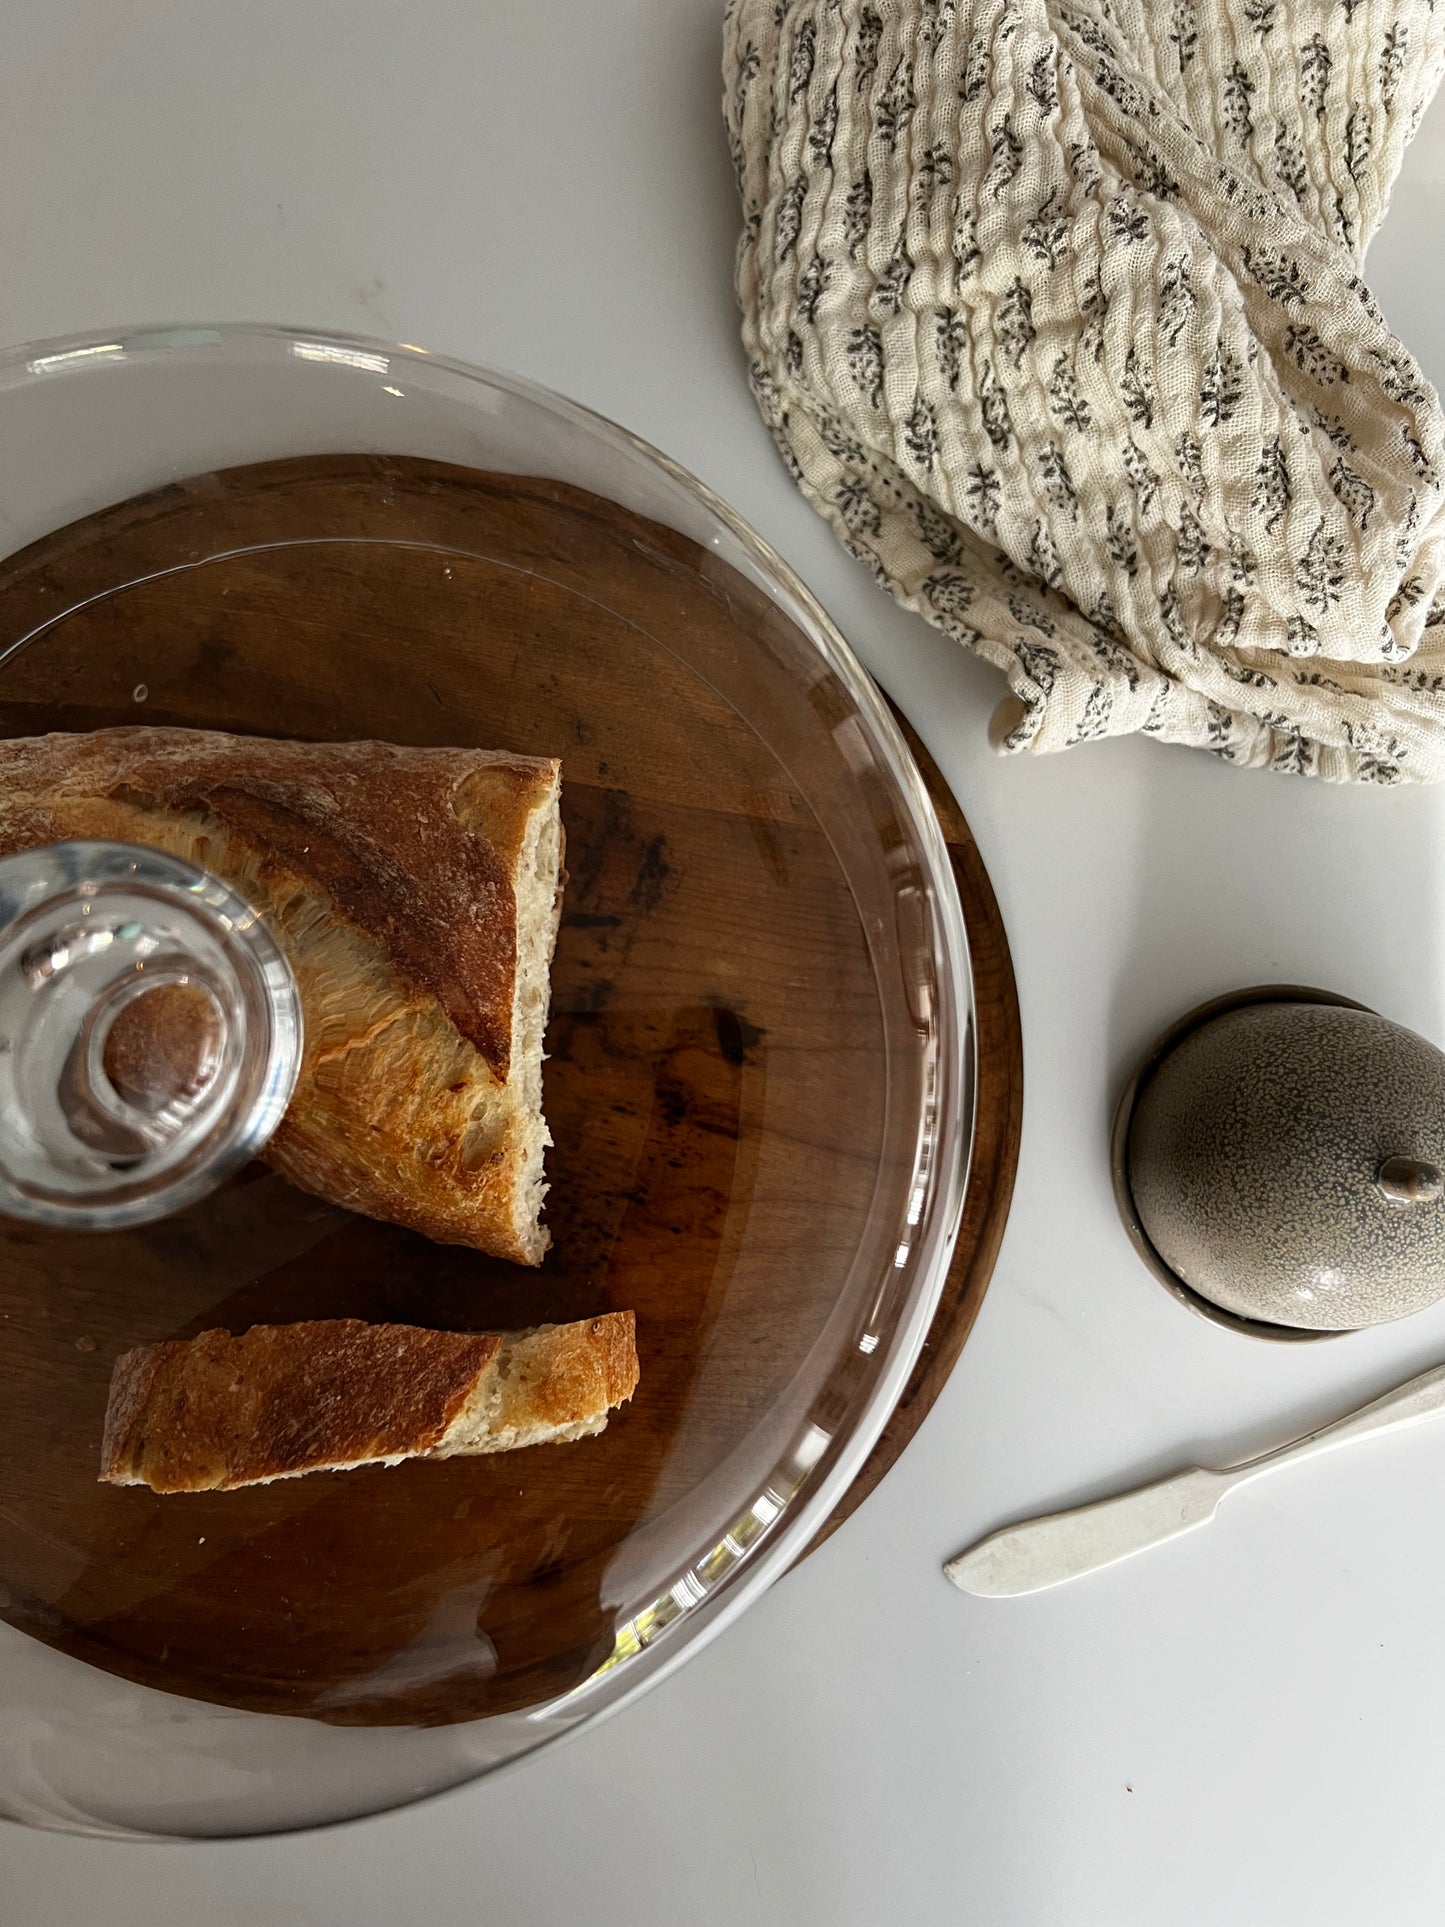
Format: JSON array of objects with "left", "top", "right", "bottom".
[
  {"left": 1126, "top": 1001, "right": 1445, "bottom": 1332},
  {"left": 1375, "top": 1156, "right": 1443, "bottom": 1205}
]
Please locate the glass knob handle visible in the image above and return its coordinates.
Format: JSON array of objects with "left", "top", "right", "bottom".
[{"left": 0, "top": 840, "right": 302, "bottom": 1230}]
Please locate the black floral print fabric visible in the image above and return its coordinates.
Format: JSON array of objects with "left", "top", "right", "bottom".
[{"left": 724, "top": 0, "right": 1445, "bottom": 781}]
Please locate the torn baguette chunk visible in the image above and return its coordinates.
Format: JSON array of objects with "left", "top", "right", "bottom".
[
  {"left": 0, "top": 728, "right": 564, "bottom": 1262},
  {"left": 99, "top": 1313, "right": 640, "bottom": 1493}
]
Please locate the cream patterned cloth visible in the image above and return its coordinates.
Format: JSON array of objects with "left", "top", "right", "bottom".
[{"left": 723, "top": 0, "right": 1445, "bottom": 780}]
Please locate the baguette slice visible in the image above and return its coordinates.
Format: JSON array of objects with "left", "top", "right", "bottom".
[
  {"left": 0, "top": 728, "right": 564, "bottom": 1262},
  {"left": 99, "top": 1312, "right": 639, "bottom": 1493}
]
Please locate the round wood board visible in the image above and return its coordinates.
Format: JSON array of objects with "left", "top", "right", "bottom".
[{"left": 0, "top": 454, "right": 1020, "bottom": 1717}]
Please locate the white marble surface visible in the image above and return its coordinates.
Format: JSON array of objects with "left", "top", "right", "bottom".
[{"left": 5, "top": 5, "right": 1445, "bottom": 1922}]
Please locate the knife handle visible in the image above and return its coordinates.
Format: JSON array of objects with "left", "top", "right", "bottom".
[{"left": 1226, "top": 1360, "right": 1445, "bottom": 1486}]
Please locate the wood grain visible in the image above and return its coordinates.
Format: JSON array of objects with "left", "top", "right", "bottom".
[{"left": 0, "top": 455, "right": 1019, "bottom": 1719}]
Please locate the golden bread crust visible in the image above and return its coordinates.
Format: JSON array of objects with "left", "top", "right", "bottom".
[
  {"left": 0, "top": 728, "right": 563, "bottom": 1260},
  {"left": 524, "top": 1311, "right": 641, "bottom": 1429},
  {"left": 100, "top": 1320, "right": 502, "bottom": 1492},
  {"left": 99, "top": 1313, "right": 639, "bottom": 1493},
  {"left": 0, "top": 727, "right": 556, "bottom": 1075}
]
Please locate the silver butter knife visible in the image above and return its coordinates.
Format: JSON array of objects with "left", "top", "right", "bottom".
[{"left": 946, "top": 1359, "right": 1445, "bottom": 1598}]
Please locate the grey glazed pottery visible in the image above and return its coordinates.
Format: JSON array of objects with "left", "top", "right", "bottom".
[{"left": 1113, "top": 987, "right": 1445, "bottom": 1341}]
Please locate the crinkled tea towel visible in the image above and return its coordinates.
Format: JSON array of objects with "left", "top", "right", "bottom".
[{"left": 723, "top": 0, "right": 1445, "bottom": 781}]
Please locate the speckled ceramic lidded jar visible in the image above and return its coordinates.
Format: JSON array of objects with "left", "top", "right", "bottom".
[{"left": 1115, "top": 989, "right": 1445, "bottom": 1338}]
